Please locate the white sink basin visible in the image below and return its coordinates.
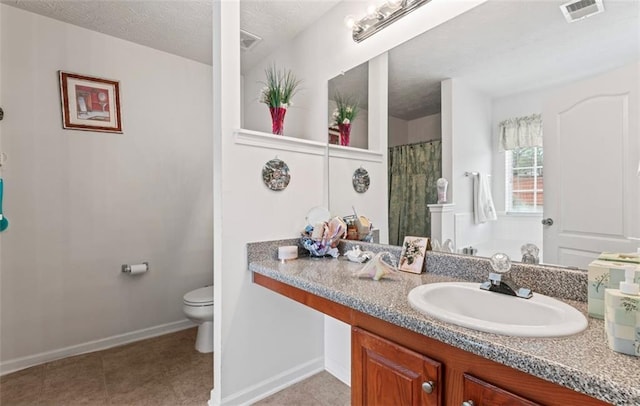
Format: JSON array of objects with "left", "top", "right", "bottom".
[{"left": 407, "top": 282, "right": 588, "bottom": 337}]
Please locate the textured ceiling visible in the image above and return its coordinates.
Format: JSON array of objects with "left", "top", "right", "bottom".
[
  {"left": 1, "top": 0, "right": 339, "bottom": 69},
  {"left": 2, "top": 0, "right": 214, "bottom": 65},
  {"left": 332, "top": 0, "right": 639, "bottom": 121},
  {"left": 6, "top": 0, "right": 638, "bottom": 122},
  {"left": 240, "top": 0, "right": 340, "bottom": 73},
  {"left": 328, "top": 62, "right": 369, "bottom": 111}
]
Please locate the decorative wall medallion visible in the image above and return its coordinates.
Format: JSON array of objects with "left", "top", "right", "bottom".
[
  {"left": 262, "top": 158, "right": 290, "bottom": 191},
  {"left": 352, "top": 167, "right": 370, "bottom": 193}
]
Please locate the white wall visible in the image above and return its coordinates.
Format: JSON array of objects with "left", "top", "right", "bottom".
[
  {"left": 450, "top": 79, "right": 493, "bottom": 213},
  {"left": 215, "top": 2, "right": 327, "bottom": 404},
  {"left": 0, "top": 5, "right": 213, "bottom": 370},
  {"left": 224, "top": 0, "right": 486, "bottom": 402},
  {"left": 242, "top": 1, "right": 486, "bottom": 143},
  {"left": 388, "top": 115, "right": 408, "bottom": 147},
  {"left": 388, "top": 113, "right": 441, "bottom": 147},
  {"left": 328, "top": 148, "right": 386, "bottom": 240},
  {"left": 219, "top": 133, "right": 326, "bottom": 404},
  {"left": 324, "top": 315, "right": 351, "bottom": 386},
  {"left": 442, "top": 79, "right": 493, "bottom": 250},
  {"left": 407, "top": 113, "right": 441, "bottom": 144},
  {"left": 325, "top": 52, "right": 390, "bottom": 387}
]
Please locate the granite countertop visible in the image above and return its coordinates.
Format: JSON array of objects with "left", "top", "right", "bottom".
[{"left": 248, "top": 242, "right": 640, "bottom": 405}]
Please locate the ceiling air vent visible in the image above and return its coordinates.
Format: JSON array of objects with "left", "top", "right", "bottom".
[
  {"left": 240, "top": 29, "right": 262, "bottom": 51},
  {"left": 560, "top": 0, "right": 604, "bottom": 23}
]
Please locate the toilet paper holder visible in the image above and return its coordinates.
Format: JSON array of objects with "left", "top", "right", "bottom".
[{"left": 121, "top": 262, "right": 149, "bottom": 273}]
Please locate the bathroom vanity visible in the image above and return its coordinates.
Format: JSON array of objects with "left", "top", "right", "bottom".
[{"left": 248, "top": 240, "right": 640, "bottom": 405}]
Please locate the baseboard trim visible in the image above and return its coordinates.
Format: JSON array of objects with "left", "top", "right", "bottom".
[
  {"left": 208, "top": 388, "right": 218, "bottom": 406},
  {"left": 0, "top": 319, "right": 195, "bottom": 376},
  {"left": 325, "top": 357, "right": 351, "bottom": 387},
  {"left": 220, "top": 357, "right": 324, "bottom": 406}
]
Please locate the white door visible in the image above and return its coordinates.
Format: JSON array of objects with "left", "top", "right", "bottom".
[{"left": 543, "top": 63, "right": 639, "bottom": 269}]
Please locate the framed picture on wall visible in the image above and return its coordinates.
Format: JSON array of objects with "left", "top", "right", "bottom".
[
  {"left": 398, "top": 236, "right": 429, "bottom": 274},
  {"left": 59, "top": 71, "right": 123, "bottom": 133}
]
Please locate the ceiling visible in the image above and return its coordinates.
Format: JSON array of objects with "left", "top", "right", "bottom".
[
  {"left": 240, "top": 1, "right": 340, "bottom": 72},
  {"left": 5, "top": 0, "right": 638, "bottom": 121},
  {"left": 0, "top": 0, "right": 339, "bottom": 70},
  {"left": 384, "top": 0, "right": 638, "bottom": 120},
  {"left": 1, "top": 0, "right": 214, "bottom": 65}
]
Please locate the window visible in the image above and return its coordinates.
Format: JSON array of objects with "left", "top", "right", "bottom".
[{"left": 506, "top": 147, "right": 543, "bottom": 213}]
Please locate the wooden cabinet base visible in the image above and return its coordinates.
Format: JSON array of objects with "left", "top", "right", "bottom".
[
  {"left": 253, "top": 273, "right": 610, "bottom": 406},
  {"left": 463, "top": 374, "right": 540, "bottom": 406},
  {"left": 353, "top": 327, "right": 442, "bottom": 406}
]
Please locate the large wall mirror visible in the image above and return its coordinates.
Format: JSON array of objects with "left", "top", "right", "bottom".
[{"left": 328, "top": 0, "right": 639, "bottom": 269}]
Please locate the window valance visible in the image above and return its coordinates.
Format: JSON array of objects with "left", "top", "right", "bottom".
[{"left": 499, "top": 113, "right": 542, "bottom": 151}]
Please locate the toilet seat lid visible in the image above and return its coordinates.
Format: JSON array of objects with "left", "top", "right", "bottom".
[{"left": 184, "top": 286, "right": 213, "bottom": 305}]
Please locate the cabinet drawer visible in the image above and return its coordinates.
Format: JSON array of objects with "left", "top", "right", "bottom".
[{"left": 462, "top": 373, "right": 541, "bottom": 406}]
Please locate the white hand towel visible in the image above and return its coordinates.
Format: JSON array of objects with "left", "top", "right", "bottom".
[{"left": 473, "top": 173, "right": 497, "bottom": 224}]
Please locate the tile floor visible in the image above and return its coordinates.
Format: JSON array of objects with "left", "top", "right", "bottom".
[
  {"left": 1, "top": 327, "right": 350, "bottom": 406},
  {"left": 0, "top": 328, "right": 212, "bottom": 406},
  {"left": 253, "top": 372, "right": 350, "bottom": 406}
]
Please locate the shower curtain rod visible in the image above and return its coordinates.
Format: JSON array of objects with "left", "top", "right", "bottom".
[{"left": 391, "top": 139, "right": 442, "bottom": 148}]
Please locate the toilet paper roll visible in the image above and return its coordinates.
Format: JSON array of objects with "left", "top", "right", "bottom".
[
  {"left": 122, "top": 263, "right": 149, "bottom": 274},
  {"left": 130, "top": 263, "right": 148, "bottom": 274},
  {"left": 278, "top": 246, "right": 298, "bottom": 261}
]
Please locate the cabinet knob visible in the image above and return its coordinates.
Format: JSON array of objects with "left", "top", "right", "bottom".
[
  {"left": 421, "top": 380, "right": 435, "bottom": 394},
  {"left": 541, "top": 218, "right": 554, "bottom": 226},
  {"left": 462, "top": 401, "right": 475, "bottom": 406}
]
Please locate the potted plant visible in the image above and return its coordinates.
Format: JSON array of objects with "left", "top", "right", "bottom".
[
  {"left": 331, "top": 93, "right": 359, "bottom": 146},
  {"left": 259, "top": 64, "right": 301, "bottom": 135}
]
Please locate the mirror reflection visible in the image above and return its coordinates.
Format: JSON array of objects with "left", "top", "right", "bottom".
[
  {"left": 328, "top": 0, "right": 640, "bottom": 269},
  {"left": 328, "top": 62, "right": 368, "bottom": 149}
]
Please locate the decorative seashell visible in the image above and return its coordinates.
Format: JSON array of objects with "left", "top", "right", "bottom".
[
  {"left": 346, "top": 246, "right": 372, "bottom": 263},
  {"left": 356, "top": 252, "right": 397, "bottom": 281}
]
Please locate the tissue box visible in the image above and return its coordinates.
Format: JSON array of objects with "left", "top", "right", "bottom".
[
  {"left": 597, "top": 252, "right": 640, "bottom": 264},
  {"left": 588, "top": 259, "right": 640, "bottom": 319},
  {"left": 604, "top": 289, "right": 640, "bottom": 357}
]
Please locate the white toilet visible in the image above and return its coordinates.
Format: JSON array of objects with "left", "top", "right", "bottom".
[{"left": 183, "top": 285, "right": 214, "bottom": 353}]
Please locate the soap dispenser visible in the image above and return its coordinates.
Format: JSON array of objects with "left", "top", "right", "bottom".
[{"left": 604, "top": 266, "right": 640, "bottom": 356}]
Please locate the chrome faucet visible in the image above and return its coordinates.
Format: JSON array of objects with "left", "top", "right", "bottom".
[
  {"left": 521, "top": 243, "right": 540, "bottom": 264},
  {"left": 480, "top": 253, "right": 532, "bottom": 299}
]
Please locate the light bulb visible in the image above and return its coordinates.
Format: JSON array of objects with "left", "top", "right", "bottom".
[
  {"left": 344, "top": 15, "right": 356, "bottom": 29},
  {"left": 367, "top": 4, "right": 378, "bottom": 17},
  {"left": 387, "top": 0, "right": 402, "bottom": 7}
]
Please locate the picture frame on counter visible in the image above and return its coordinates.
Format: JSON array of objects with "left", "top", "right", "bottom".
[{"left": 398, "top": 236, "right": 429, "bottom": 274}]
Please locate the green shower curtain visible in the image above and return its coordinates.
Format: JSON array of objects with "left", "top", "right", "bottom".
[{"left": 388, "top": 140, "right": 442, "bottom": 246}]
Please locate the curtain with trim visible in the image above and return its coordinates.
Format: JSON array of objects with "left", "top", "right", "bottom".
[{"left": 499, "top": 113, "right": 542, "bottom": 151}]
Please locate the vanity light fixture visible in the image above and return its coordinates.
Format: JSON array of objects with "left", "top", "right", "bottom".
[{"left": 347, "top": 0, "right": 432, "bottom": 43}]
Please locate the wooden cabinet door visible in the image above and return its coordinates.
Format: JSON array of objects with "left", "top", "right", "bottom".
[
  {"left": 352, "top": 327, "right": 442, "bottom": 406},
  {"left": 462, "top": 374, "right": 541, "bottom": 406}
]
